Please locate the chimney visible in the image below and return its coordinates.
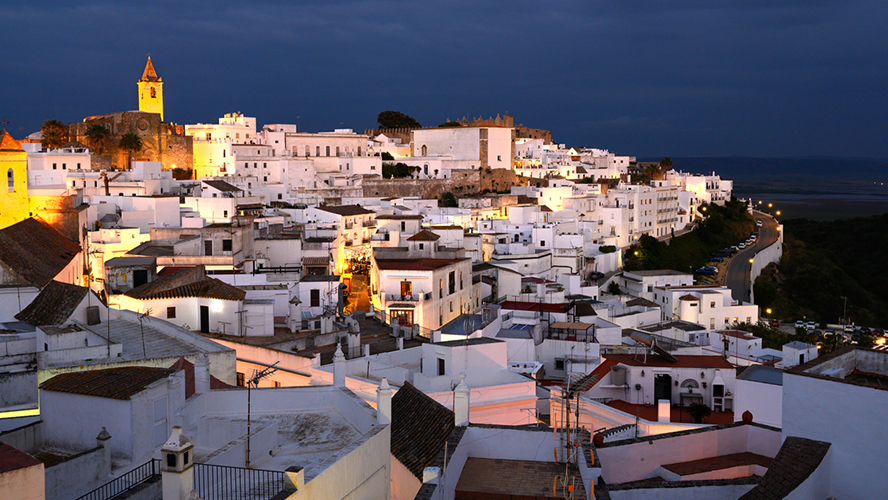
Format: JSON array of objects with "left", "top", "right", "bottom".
[
  {"left": 194, "top": 354, "right": 210, "bottom": 395},
  {"left": 284, "top": 466, "right": 305, "bottom": 491},
  {"left": 96, "top": 427, "right": 111, "bottom": 470},
  {"left": 454, "top": 373, "right": 470, "bottom": 427},
  {"left": 376, "top": 378, "right": 393, "bottom": 425},
  {"left": 161, "top": 427, "right": 195, "bottom": 500},
  {"left": 333, "top": 344, "right": 346, "bottom": 387}
]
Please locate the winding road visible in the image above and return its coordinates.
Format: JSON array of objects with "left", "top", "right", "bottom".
[{"left": 725, "top": 211, "right": 780, "bottom": 303}]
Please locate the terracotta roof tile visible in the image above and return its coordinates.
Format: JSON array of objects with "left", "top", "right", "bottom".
[
  {"left": 316, "top": 204, "right": 375, "bottom": 216},
  {"left": 739, "top": 437, "right": 830, "bottom": 500},
  {"left": 140, "top": 56, "right": 161, "bottom": 82},
  {"left": 406, "top": 229, "right": 441, "bottom": 241},
  {"left": 15, "top": 280, "right": 91, "bottom": 326},
  {"left": 40, "top": 366, "right": 176, "bottom": 400},
  {"left": 0, "top": 131, "right": 25, "bottom": 152},
  {"left": 203, "top": 179, "right": 242, "bottom": 192},
  {"left": 391, "top": 382, "right": 454, "bottom": 479},
  {"left": 0, "top": 443, "right": 42, "bottom": 473},
  {"left": 125, "top": 265, "right": 246, "bottom": 301},
  {"left": 375, "top": 258, "right": 467, "bottom": 271},
  {"left": 0, "top": 218, "right": 81, "bottom": 288},
  {"left": 603, "top": 353, "right": 735, "bottom": 369}
]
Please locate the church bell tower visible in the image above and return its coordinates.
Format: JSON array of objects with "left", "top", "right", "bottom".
[{"left": 138, "top": 56, "right": 164, "bottom": 121}]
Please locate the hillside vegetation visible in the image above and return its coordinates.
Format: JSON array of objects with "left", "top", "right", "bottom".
[
  {"left": 753, "top": 214, "right": 888, "bottom": 327},
  {"left": 623, "top": 199, "right": 755, "bottom": 273}
]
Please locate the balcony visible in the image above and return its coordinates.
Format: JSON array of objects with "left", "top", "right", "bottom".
[{"left": 386, "top": 293, "right": 430, "bottom": 302}]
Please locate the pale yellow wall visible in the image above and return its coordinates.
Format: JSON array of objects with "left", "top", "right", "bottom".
[
  {"left": 138, "top": 81, "right": 164, "bottom": 121},
  {"left": 0, "top": 146, "right": 30, "bottom": 230}
]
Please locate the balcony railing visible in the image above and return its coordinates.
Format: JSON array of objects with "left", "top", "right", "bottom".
[
  {"left": 75, "top": 459, "right": 161, "bottom": 500},
  {"left": 386, "top": 293, "right": 421, "bottom": 302}
]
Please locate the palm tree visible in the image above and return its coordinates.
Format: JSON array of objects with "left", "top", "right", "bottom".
[
  {"left": 84, "top": 123, "right": 110, "bottom": 154},
  {"left": 40, "top": 119, "right": 68, "bottom": 149},
  {"left": 118, "top": 133, "right": 142, "bottom": 170},
  {"left": 687, "top": 402, "right": 711, "bottom": 424}
]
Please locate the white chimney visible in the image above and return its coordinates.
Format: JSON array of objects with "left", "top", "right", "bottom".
[
  {"left": 194, "top": 354, "right": 210, "bottom": 395},
  {"left": 333, "top": 344, "right": 346, "bottom": 387},
  {"left": 657, "top": 400, "right": 670, "bottom": 423},
  {"left": 161, "top": 427, "right": 195, "bottom": 500},
  {"left": 96, "top": 427, "right": 111, "bottom": 469},
  {"left": 376, "top": 378, "right": 393, "bottom": 425},
  {"left": 454, "top": 373, "right": 470, "bottom": 427}
]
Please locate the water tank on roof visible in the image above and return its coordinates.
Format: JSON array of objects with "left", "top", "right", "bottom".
[{"left": 611, "top": 364, "right": 627, "bottom": 386}]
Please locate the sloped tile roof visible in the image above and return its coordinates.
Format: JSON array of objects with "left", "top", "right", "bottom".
[
  {"left": 0, "top": 131, "right": 24, "bottom": 152},
  {"left": 739, "top": 436, "right": 831, "bottom": 500},
  {"left": 0, "top": 218, "right": 81, "bottom": 288},
  {"left": 391, "top": 382, "right": 455, "bottom": 479},
  {"left": 125, "top": 265, "right": 246, "bottom": 301},
  {"left": 15, "top": 280, "right": 90, "bottom": 326},
  {"left": 316, "top": 204, "right": 375, "bottom": 216},
  {"left": 203, "top": 179, "right": 242, "bottom": 193},
  {"left": 128, "top": 277, "right": 245, "bottom": 301},
  {"left": 140, "top": 56, "right": 161, "bottom": 82},
  {"left": 375, "top": 258, "right": 466, "bottom": 271},
  {"left": 168, "top": 357, "right": 235, "bottom": 398},
  {"left": 40, "top": 366, "right": 175, "bottom": 400},
  {"left": 406, "top": 229, "right": 440, "bottom": 241}
]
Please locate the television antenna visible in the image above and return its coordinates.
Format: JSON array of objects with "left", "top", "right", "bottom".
[{"left": 246, "top": 361, "right": 279, "bottom": 468}]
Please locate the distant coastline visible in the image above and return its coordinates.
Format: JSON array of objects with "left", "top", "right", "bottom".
[{"left": 640, "top": 157, "right": 888, "bottom": 220}]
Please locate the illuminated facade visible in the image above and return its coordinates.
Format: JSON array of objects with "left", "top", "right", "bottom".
[
  {"left": 138, "top": 56, "right": 163, "bottom": 121},
  {"left": 0, "top": 131, "right": 30, "bottom": 229}
]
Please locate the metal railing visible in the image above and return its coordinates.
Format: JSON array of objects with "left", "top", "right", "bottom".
[
  {"left": 75, "top": 459, "right": 161, "bottom": 500},
  {"left": 193, "top": 462, "right": 286, "bottom": 500}
]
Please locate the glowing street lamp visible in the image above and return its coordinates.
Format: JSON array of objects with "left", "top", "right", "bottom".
[{"left": 766, "top": 308, "right": 772, "bottom": 315}]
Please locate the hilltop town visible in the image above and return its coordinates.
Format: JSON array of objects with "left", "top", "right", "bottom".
[{"left": 1, "top": 57, "right": 885, "bottom": 500}]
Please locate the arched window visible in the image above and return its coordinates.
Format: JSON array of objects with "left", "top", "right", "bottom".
[
  {"left": 326, "top": 146, "right": 330, "bottom": 157},
  {"left": 424, "top": 164, "right": 429, "bottom": 175},
  {"left": 7, "top": 168, "right": 13, "bottom": 192},
  {"left": 316, "top": 146, "right": 320, "bottom": 156},
  {"left": 357, "top": 146, "right": 362, "bottom": 156},
  {"left": 421, "top": 145, "right": 427, "bottom": 156},
  {"left": 305, "top": 145, "right": 310, "bottom": 157},
  {"left": 150, "top": 87, "right": 156, "bottom": 98},
  {"left": 335, "top": 147, "right": 340, "bottom": 156}
]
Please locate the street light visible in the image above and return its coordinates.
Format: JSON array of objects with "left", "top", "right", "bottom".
[
  {"left": 766, "top": 308, "right": 772, "bottom": 315},
  {"left": 775, "top": 211, "right": 781, "bottom": 216}
]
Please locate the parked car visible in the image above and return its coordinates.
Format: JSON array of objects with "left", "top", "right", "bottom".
[
  {"left": 795, "top": 320, "right": 805, "bottom": 329},
  {"left": 730, "top": 246, "right": 738, "bottom": 253},
  {"left": 709, "top": 256, "right": 724, "bottom": 262},
  {"left": 769, "top": 319, "right": 780, "bottom": 327},
  {"left": 695, "top": 267, "right": 717, "bottom": 275},
  {"left": 589, "top": 271, "right": 605, "bottom": 281},
  {"left": 873, "top": 328, "right": 884, "bottom": 337},
  {"left": 739, "top": 242, "right": 747, "bottom": 249},
  {"left": 756, "top": 220, "right": 763, "bottom": 227},
  {"left": 844, "top": 325, "right": 855, "bottom": 333},
  {"left": 806, "top": 321, "right": 817, "bottom": 330},
  {"left": 859, "top": 326, "right": 871, "bottom": 335}
]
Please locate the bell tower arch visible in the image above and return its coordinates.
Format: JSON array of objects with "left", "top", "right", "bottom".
[{"left": 138, "top": 56, "right": 164, "bottom": 121}]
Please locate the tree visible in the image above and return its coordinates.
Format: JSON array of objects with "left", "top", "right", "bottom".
[
  {"left": 607, "top": 282, "right": 622, "bottom": 295},
  {"left": 687, "top": 402, "right": 711, "bottom": 424},
  {"left": 377, "top": 110, "right": 421, "bottom": 129},
  {"left": 438, "top": 121, "right": 462, "bottom": 128},
  {"left": 439, "top": 191, "right": 458, "bottom": 208},
  {"left": 380, "top": 152, "right": 394, "bottom": 161},
  {"left": 84, "top": 123, "right": 110, "bottom": 154},
  {"left": 660, "top": 157, "right": 673, "bottom": 170},
  {"left": 40, "top": 119, "right": 68, "bottom": 149},
  {"left": 118, "top": 133, "right": 143, "bottom": 169}
]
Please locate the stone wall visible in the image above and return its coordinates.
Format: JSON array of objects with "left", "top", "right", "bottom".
[
  {"left": 363, "top": 127, "right": 416, "bottom": 144},
  {"left": 69, "top": 112, "right": 193, "bottom": 171},
  {"left": 359, "top": 168, "right": 516, "bottom": 199}
]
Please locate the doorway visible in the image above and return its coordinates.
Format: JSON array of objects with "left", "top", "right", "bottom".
[
  {"left": 200, "top": 305, "right": 209, "bottom": 333},
  {"left": 204, "top": 240, "right": 213, "bottom": 256},
  {"left": 654, "top": 374, "right": 672, "bottom": 404},
  {"left": 133, "top": 269, "right": 148, "bottom": 288}
]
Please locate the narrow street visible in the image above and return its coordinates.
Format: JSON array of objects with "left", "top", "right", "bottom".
[{"left": 725, "top": 211, "right": 779, "bottom": 303}]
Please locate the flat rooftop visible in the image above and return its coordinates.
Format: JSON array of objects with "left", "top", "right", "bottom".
[
  {"left": 662, "top": 451, "right": 772, "bottom": 477},
  {"left": 455, "top": 457, "right": 585, "bottom": 500}
]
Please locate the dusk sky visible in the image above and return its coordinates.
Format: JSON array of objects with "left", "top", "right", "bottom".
[{"left": 2, "top": 0, "right": 886, "bottom": 158}]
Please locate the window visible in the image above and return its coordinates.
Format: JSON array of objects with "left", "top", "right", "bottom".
[
  {"left": 437, "top": 358, "right": 445, "bottom": 376},
  {"left": 541, "top": 240, "right": 546, "bottom": 247},
  {"left": 206, "top": 132, "right": 212, "bottom": 141},
  {"left": 419, "top": 243, "right": 424, "bottom": 250},
  {"left": 400, "top": 221, "right": 406, "bottom": 231},
  {"left": 710, "top": 301, "right": 716, "bottom": 309},
  {"left": 53, "top": 163, "right": 57, "bottom": 170},
  {"left": 263, "top": 163, "right": 267, "bottom": 168},
  {"left": 316, "top": 146, "right": 320, "bottom": 156},
  {"left": 277, "top": 193, "right": 283, "bottom": 200},
  {"left": 450, "top": 301, "right": 453, "bottom": 312},
  {"left": 439, "top": 279, "right": 443, "bottom": 299},
  {"left": 222, "top": 239, "right": 232, "bottom": 251},
  {"left": 274, "top": 381, "right": 281, "bottom": 388},
  {"left": 555, "top": 358, "right": 565, "bottom": 371},
  {"left": 335, "top": 147, "right": 340, "bottom": 156},
  {"left": 7, "top": 169, "right": 13, "bottom": 192},
  {"left": 77, "top": 163, "right": 81, "bottom": 169},
  {"left": 237, "top": 372, "right": 245, "bottom": 387},
  {"left": 254, "top": 163, "right": 257, "bottom": 168},
  {"left": 263, "top": 176, "right": 267, "bottom": 181},
  {"left": 223, "top": 210, "right": 228, "bottom": 217},
  {"left": 167, "top": 307, "right": 176, "bottom": 319},
  {"left": 449, "top": 271, "right": 456, "bottom": 294},
  {"left": 497, "top": 155, "right": 501, "bottom": 161},
  {"left": 311, "top": 289, "right": 320, "bottom": 307},
  {"left": 326, "top": 146, "right": 330, "bottom": 157}
]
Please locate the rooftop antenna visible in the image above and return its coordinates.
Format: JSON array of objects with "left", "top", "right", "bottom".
[{"left": 246, "top": 361, "right": 279, "bottom": 468}]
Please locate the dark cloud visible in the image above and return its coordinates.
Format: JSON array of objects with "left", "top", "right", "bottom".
[{"left": 1, "top": 0, "right": 885, "bottom": 157}]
